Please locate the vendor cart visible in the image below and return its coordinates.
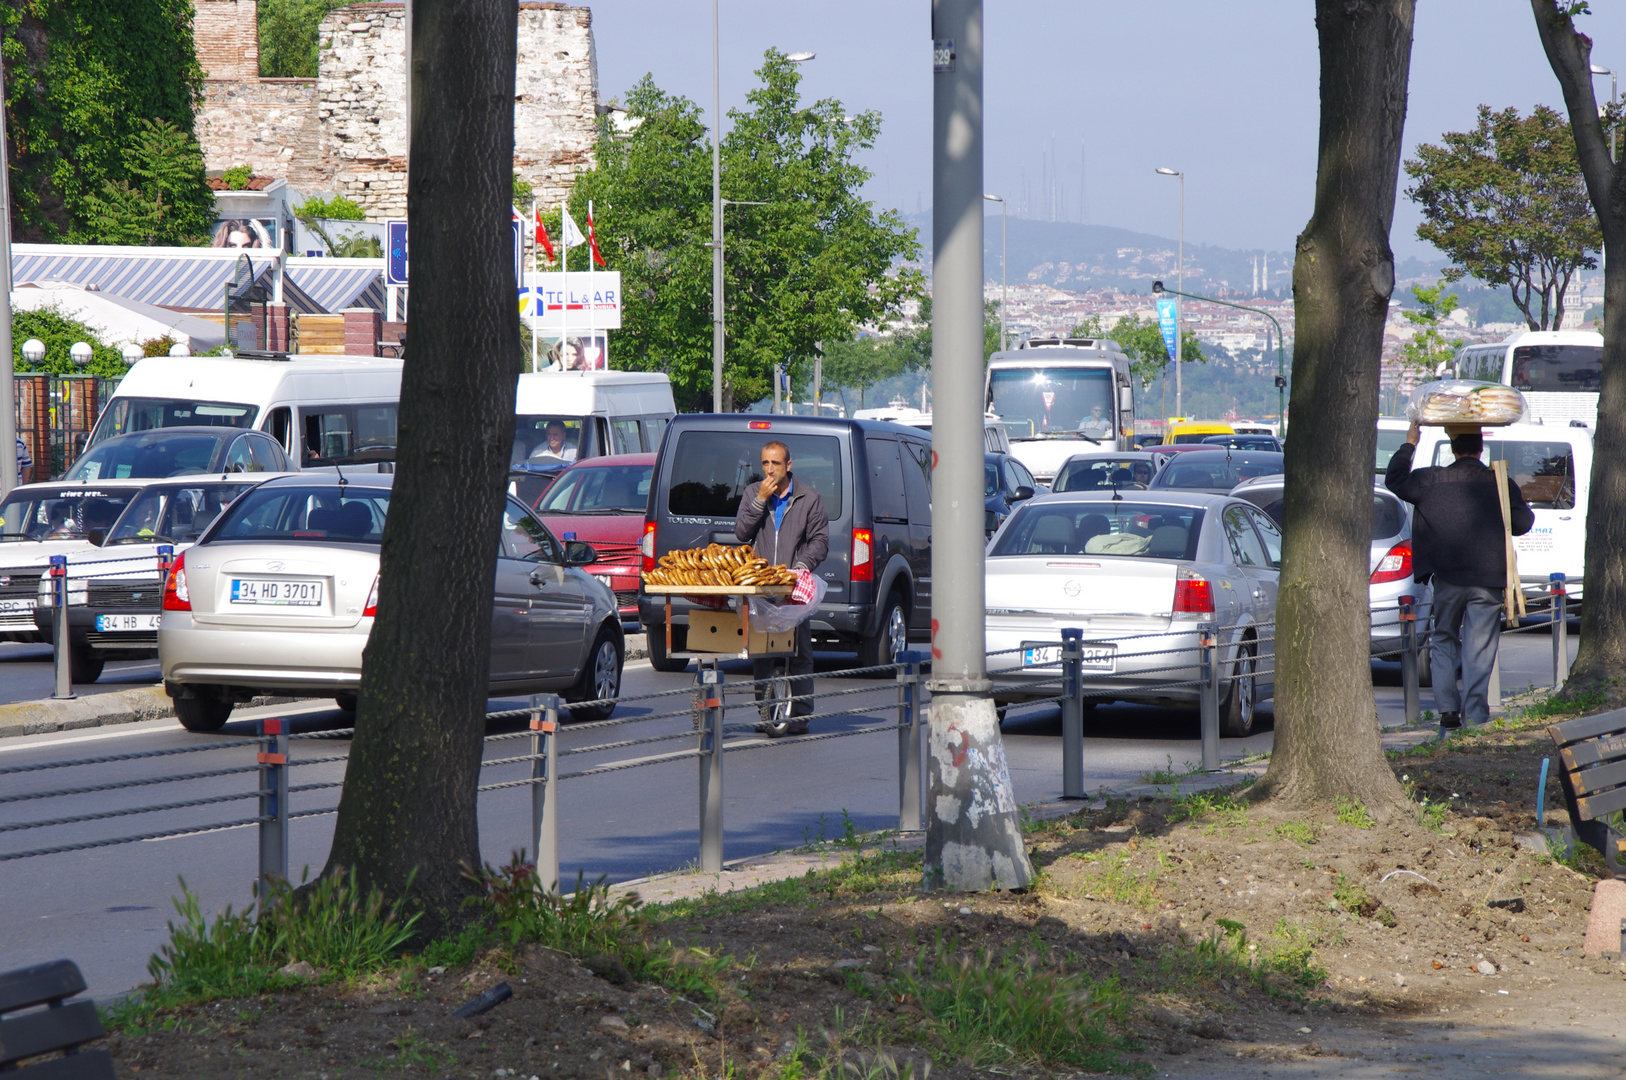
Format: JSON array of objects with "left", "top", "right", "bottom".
[{"left": 644, "top": 582, "right": 800, "bottom": 731}]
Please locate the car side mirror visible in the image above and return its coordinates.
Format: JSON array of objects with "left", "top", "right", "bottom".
[
  {"left": 1013, "top": 485, "right": 1036, "bottom": 502},
  {"left": 564, "top": 540, "right": 597, "bottom": 566},
  {"left": 1118, "top": 385, "right": 1134, "bottom": 413},
  {"left": 87, "top": 527, "right": 107, "bottom": 547}
]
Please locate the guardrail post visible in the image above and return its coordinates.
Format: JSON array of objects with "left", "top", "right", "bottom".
[
  {"left": 697, "top": 664, "right": 724, "bottom": 873},
  {"left": 157, "top": 543, "right": 174, "bottom": 581},
  {"left": 896, "top": 649, "right": 927, "bottom": 831},
  {"left": 1399, "top": 595, "right": 1419, "bottom": 726},
  {"left": 49, "top": 555, "right": 71, "bottom": 700},
  {"left": 1552, "top": 572, "right": 1568, "bottom": 691},
  {"left": 257, "top": 717, "right": 289, "bottom": 906},
  {"left": 530, "top": 694, "right": 562, "bottom": 893},
  {"left": 1060, "top": 628, "right": 1085, "bottom": 799},
  {"left": 1199, "top": 622, "right": 1220, "bottom": 772}
]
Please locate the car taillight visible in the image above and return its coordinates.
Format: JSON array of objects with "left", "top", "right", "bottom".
[
  {"left": 1370, "top": 540, "right": 1413, "bottom": 584},
  {"left": 162, "top": 552, "right": 190, "bottom": 611},
  {"left": 851, "top": 527, "right": 874, "bottom": 582},
  {"left": 363, "top": 575, "right": 379, "bottom": 617},
  {"left": 640, "top": 520, "right": 657, "bottom": 573},
  {"left": 1173, "top": 569, "right": 1214, "bottom": 615}
]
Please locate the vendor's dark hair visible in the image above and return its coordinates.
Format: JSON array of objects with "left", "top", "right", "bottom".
[{"left": 1450, "top": 432, "right": 1483, "bottom": 457}]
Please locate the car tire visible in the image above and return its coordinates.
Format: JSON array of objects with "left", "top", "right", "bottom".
[
  {"left": 70, "top": 644, "right": 105, "bottom": 684},
  {"left": 335, "top": 693, "right": 358, "bottom": 714},
  {"left": 858, "top": 590, "right": 909, "bottom": 673},
  {"left": 648, "top": 625, "right": 689, "bottom": 673},
  {"left": 567, "top": 624, "right": 623, "bottom": 722},
  {"left": 1220, "top": 639, "right": 1256, "bottom": 739},
  {"left": 174, "top": 693, "right": 233, "bottom": 733}
]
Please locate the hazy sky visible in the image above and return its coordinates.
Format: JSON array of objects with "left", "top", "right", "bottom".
[{"left": 590, "top": 1, "right": 1626, "bottom": 263}]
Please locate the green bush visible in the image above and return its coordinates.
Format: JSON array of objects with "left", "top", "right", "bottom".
[{"left": 220, "top": 165, "right": 254, "bottom": 190}]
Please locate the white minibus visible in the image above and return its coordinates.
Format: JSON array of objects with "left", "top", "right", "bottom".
[
  {"left": 511, "top": 369, "right": 677, "bottom": 465},
  {"left": 1450, "top": 330, "right": 1601, "bottom": 428}
]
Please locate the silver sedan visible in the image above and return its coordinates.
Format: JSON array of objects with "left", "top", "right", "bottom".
[
  {"left": 985, "top": 491, "right": 1279, "bottom": 737},
  {"left": 159, "top": 474, "right": 624, "bottom": 731}
]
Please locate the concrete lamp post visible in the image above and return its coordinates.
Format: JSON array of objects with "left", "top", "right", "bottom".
[{"left": 1155, "top": 167, "right": 1184, "bottom": 419}]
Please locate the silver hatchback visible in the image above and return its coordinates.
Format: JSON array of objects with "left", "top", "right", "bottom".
[{"left": 159, "top": 474, "right": 624, "bottom": 731}]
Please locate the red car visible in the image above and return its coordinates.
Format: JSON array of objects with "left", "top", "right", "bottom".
[{"left": 532, "top": 453, "right": 653, "bottom": 619}]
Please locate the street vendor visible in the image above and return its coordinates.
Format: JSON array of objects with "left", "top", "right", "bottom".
[
  {"left": 734, "top": 440, "right": 830, "bottom": 735},
  {"left": 1386, "top": 421, "right": 1533, "bottom": 731}
]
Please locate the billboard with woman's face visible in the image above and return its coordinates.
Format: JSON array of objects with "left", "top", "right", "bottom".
[
  {"left": 212, "top": 218, "right": 279, "bottom": 249},
  {"left": 550, "top": 335, "right": 608, "bottom": 371}
]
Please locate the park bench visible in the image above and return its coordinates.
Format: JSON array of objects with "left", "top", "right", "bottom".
[
  {"left": 1548, "top": 710, "right": 1626, "bottom": 875},
  {"left": 0, "top": 960, "right": 114, "bottom": 1078}
]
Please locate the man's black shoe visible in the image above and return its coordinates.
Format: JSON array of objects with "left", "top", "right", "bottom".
[{"left": 1439, "top": 712, "right": 1462, "bottom": 730}]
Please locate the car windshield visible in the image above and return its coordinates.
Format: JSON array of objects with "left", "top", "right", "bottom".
[
  {"left": 1154, "top": 454, "right": 1283, "bottom": 490},
  {"left": 514, "top": 415, "right": 589, "bottom": 465},
  {"left": 1052, "top": 457, "right": 1156, "bottom": 492},
  {"left": 0, "top": 488, "right": 140, "bottom": 541},
  {"left": 66, "top": 433, "right": 226, "bottom": 480},
  {"left": 1375, "top": 428, "right": 1409, "bottom": 472},
  {"left": 209, "top": 486, "right": 390, "bottom": 543},
  {"left": 1510, "top": 344, "right": 1601, "bottom": 393},
  {"left": 666, "top": 431, "right": 844, "bottom": 518},
  {"left": 987, "top": 367, "right": 1114, "bottom": 440},
  {"left": 538, "top": 463, "right": 652, "bottom": 514},
  {"left": 105, "top": 482, "right": 258, "bottom": 545},
  {"left": 87, "top": 397, "right": 257, "bottom": 449},
  {"left": 1204, "top": 436, "right": 1277, "bottom": 451},
  {"left": 1433, "top": 439, "right": 1578, "bottom": 510},
  {"left": 991, "top": 502, "right": 1205, "bottom": 560}
]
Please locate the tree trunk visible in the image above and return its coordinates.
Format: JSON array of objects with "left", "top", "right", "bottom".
[
  {"left": 1253, "top": 0, "right": 1414, "bottom": 814},
  {"left": 1531, "top": 2, "right": 1626, "bottom": 706},
  {"left": 321, "top": 1, "right": 520, "bottom": 937}
]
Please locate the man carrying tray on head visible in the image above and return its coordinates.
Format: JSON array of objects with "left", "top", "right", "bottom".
[
  {"left": 1387, "top": 421, "right": 1533, "bottom": 732},
  {"left": 735, "top": 439, "right": 829, "bottom": 735}
]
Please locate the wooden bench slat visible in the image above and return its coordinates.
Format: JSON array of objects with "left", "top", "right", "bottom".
[
  {"left": 1569, "top": 757, "right": 1626, "bottom": 797},
  {"left": 11, "top": 1048, "right": 116, "bottom": 1080},
  {"left": 1561, "top": 732, "right": 1626, "bottom": 770},
  {"left": 0, "top": 1000, "right": 103, "bottom": 1066},
  {"left": 0, "top": 961, "right": 85, "bottom": 1015},
  {"left": 1548, "top": 711, "right": 1626, "bottom": 748},
  {"left": 1576, "top": 784, "right": 1626, "bottom": 822}
]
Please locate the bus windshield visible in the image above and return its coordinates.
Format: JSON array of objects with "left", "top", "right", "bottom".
[
  {"left": 87, "top": 397, "right": 257, "bottom": 449},
  {"left": 1510, "top": 345, "right": 1601, "bottom": 394},
  {"left": 987, "top": 367, "right": 1114, "bottom": 441}
]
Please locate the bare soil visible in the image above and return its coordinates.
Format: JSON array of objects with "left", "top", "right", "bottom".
[{"left": 97, "top": 718, "right": 1626, "bottom": 1079}]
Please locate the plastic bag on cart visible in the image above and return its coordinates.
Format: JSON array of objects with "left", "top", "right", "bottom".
[{"left": 746, "top": 570, "right": 828, "bottom": 633}]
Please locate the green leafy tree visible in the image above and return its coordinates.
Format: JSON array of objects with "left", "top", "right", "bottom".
[
  {"left": 1397, "top": 281, "right": 1466, "bottom": 377},
  {"left": 78, "top": 118, "right": 214, "bottom": 245},
  {"left": 257, "top": 0, "right": 347, "bottom": 79},
  {"left": 1405, "top": 104, "right": 1600, "bottom": 330},
  {"left": 1, "top": 0, "right": 205, "bottom": 239},
  {"left": 513, "top": 173, "right": 534, "bottom": 207},
  {"left": 296, "top": 193, "right": 380, "bottom": 257},
  {"left": 1070, "top": 313, "right": 1207, "bottom": 388},
  {"left": 572, "top": 54, "right": 923, "bottom": 410},
  {"left": 12, "top": 307, "right": 125, "bottom": 377}
]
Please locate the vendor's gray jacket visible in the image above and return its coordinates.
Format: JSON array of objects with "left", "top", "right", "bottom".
[{"left": 734, "top": 478, "right": 830, "bottom": 570}]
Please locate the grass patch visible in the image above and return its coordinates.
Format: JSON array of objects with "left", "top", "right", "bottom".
[
  {"left": 1168, "top": 787, "right": 1250, "bottom": 829},
  {"left": 1332, "top": 875, "right": 1397, "bottom": 927},
  {"left": 894, "top": 938, "right": 1144, "bottom": 1075},
  {"left": 1160, "top": 916, "right": 1328, "bottom": 1000},
  {"left": 1141, "top": 755, "right": 1199, "bottom": 786},
  {"left": 1335, "top": 797, "right": 1376, "bottom": 829},
  {"left": 1072, "top": 850, "right": 1166, "bottom": 910},
  {"left": 1272, "top": 820, "right": 1321, "bottom": 846},
  {"left": 1516, "top": 687, "right": 1608, "bottom": 722}
]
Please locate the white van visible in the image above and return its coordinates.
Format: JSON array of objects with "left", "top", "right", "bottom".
[
  {"left": 1413, "top": 422, "right": 1590, "bottom": 604},
  {"left": 86, "top": 354, "right": 404, "bottom": 472},
  {"left": 511, "top": 370, "right": 677, "bottom": 465},
  {"left": 850, "top": 403, "right": 1012, "bottom": 454}
]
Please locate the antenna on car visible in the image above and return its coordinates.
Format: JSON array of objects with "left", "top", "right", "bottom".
[{"left": 334, "top": 461, "right": 348, "bottom": 493}]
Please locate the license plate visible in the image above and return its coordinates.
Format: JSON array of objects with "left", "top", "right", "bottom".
[
  {"left": 1022, "top": 641, "right": 1117, "bottom": 673},
  {"left": 0, "top": 598, "right": 35, "bottom": 614},
  {"left": 230, "top": 578, "right": 324, "bottom": 607},
  {"left": 96, "top": 613, "right": 162, "bottom": 631}
]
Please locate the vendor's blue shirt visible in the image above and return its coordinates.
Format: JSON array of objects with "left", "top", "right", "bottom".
[{"left": 771, "top": 480, "right": 794, "bottom": 531}]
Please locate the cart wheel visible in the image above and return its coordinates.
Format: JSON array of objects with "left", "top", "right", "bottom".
[{"left": 757, "top": 666, "right": 796, "bottom": 738}]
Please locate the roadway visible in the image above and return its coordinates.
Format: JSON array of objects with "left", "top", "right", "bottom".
[{"left": 0, "top": 625, "right": 1578, "bottom": 1000}]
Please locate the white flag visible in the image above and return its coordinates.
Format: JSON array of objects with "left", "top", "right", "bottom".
[{"left": 560, "top": 207, "right": 586, "bottom": 248}]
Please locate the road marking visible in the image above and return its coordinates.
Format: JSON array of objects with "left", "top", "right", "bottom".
[{"left": 0, "top": 722, "right": 178, "bottom": 754}]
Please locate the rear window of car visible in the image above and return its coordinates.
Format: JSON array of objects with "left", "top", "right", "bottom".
[
  {"left": 1238, "top": 487, "right": 1405, "bottom": 541},
  {"left": 666, "top": 431, "right": 843, "bottom": 519},
  {"left": 1156, "top": 455, "right": 1282, "bottom": 490},
  {"left": 1053, "top": 458, "right": 1157, "bottom": 491},
  {"left": 1375, "top": 428, "right": 1409, "bottom": 472},
  {"left": 539, "top": 463, "right": 652, "bottom": 514},
  {"left": 209, "top": 486, "right": 390, "bottom": 543},
  {"left": 991, "top": 502, "right": 1204, "bottom": 561}
]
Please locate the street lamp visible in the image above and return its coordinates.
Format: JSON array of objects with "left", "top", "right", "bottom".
[
  {"left": 21, "top": 338, "right": 44, "bottom": 366},
  {"left": 1592, "top": 64, "right": 1618, "bottom": 162},
  {"left": 710, "top": 12, "right": 814, "bottom": 412},
  {"left": 168, "top": 342, "right": 191, "bottom": 357},
  {"left": 1154, "top": 167, "right": 1184, "bottom": 418},
  {"left": 1154, "top": 280, "right": 1288, "bottom": 438},
  {"left": 69, "top": 341, "right": 92, "bottom": 368},
  {"left": 983, "top": 193, "right": 1007, "bottom": 352}
]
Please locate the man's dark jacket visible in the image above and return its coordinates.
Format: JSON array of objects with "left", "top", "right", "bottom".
[
  {"left": 734, "top": 476, "right": 831, "bottom": 570},
  {"left": 1385, "top": 442, "right": 1535, "bottom": 589}
]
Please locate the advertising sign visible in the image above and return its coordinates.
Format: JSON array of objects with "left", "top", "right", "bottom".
[
  {"left": 1155, "top": 295, "right": 1179, "bottom": 359},
  {"left": 517, "top": 272, "right": 623, "bottom": 331}
]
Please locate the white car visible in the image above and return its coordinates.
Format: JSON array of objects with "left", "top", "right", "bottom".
[
  {"left": 985, "top": 491, "right": 1279, "bottom": 737},
  {"left": 160, "top": 473, "right": 624, "bottom": 731}
]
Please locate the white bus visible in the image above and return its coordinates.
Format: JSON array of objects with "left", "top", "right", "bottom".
[
  {"left": 1451, "top": 329, "right": 1602, "bottom": 428},
  {"left": 984, "top": 337, "right": 1136, "bottom": 483}
]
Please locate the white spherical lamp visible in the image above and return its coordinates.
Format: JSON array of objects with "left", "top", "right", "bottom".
[
  {"left": 69, "top": 341, "right": 93, "bottom": 368},
  {"left": 21, "top": 338, "right": 45, "bottom": 365},
  {"left": 168, "top": 342, "right": 191, "bottom": 357},
  {"left": 121, "top": 342, "right": 144, "bottom": 365}
]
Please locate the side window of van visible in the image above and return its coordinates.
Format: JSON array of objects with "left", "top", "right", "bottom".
[
  {"left": 642, "top": 416, "right": 668, "bottom": 453},
  {"left": 865, "top": 438, "right": 907, "bottom": 522},
  {"left": 901, "top": 440, "right": 932, "bottom": 524},
  {"left": 302, "top": 404, "right": 398, "bottom": 464},
  {"left": 612, "top": 419, "right": 643, "bottom": 454},
  {"left": 267, "top": 407, "right": 293, "bottom": 456}
]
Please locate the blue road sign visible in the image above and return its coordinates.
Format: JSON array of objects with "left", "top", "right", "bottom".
[{"left": 385, "top": 220, "right": 409, "bottom": 286}]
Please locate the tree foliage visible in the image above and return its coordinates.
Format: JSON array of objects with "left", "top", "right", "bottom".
[
  {"left": 572, "top": 54, "right": 924, "bottom": 411},
  {"left": 1397, "top": 281, "right": 1466, "bottom": 377},
  {"left": 296, "top": 193, "right": 380, "bottom": 257},
  {"left": 11, "top": 307, "right": 126, "bottom": 377},
  {"left": 79, "top": 118, "right": 214, "bottom": 245},
  {"left": 257, "top": 0, "right": 347, "bottom": 79},
  {"left": 1069, "top": 313, "right": 1207, "bottom": 389},
  {"left": 2, "top": 0, "right": 205, "bottom": 240},
  {"left": 1404, "top": 104, "right": 1599, "bottom": 330}
]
